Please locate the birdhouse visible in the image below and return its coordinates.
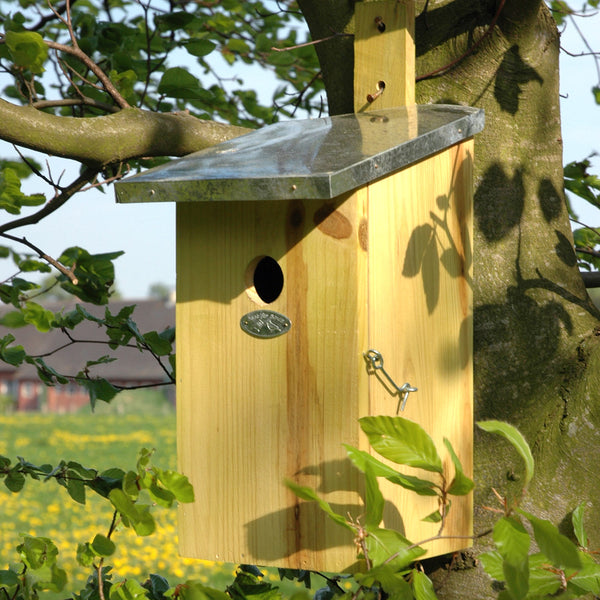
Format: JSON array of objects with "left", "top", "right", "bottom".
[
  {"left": 115, "top": 0, "right": 485, "bottom": 572},
  {"left": 114, "top": 102, "right": 483, "bottom": 572}
]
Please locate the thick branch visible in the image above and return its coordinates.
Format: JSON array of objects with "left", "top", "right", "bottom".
[{"left": 0, "top": 100, "right": 250, "bottom": 167}]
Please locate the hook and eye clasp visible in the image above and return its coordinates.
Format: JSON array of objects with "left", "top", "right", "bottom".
[{"left": 364, "top": 349, "right": 417, "bottom": 413}]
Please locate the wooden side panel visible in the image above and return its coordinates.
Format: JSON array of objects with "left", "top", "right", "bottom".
[
  {"left": 354, "top": 0, "right": 415, "bottom": 112},
  {"left": 366, "top": 141, "right": 474, "bottom": 556},
  {"left": 176, "top": 193, "right": 370, "bottom": 571}
]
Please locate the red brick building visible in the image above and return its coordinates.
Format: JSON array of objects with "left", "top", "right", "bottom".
[{"left": 0, "top": 299, "right": 175, "bottom": 412}]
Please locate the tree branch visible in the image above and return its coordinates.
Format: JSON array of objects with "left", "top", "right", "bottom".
[
  {"left": 32, "top": 96, "right": 120, "bottom": 113},
  {"left": 45, "top": 39, "right": 130, "bottom": 109},
  {"left": 0, "top": 167, "right": 98, "bottom": 234},
  {"left": 0, "top": 232, "right": 78, "bottom": 283},
  {"left": 0, "top": 100, "right": 250, "bottom": 167}
]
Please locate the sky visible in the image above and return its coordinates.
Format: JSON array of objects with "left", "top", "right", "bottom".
[{"left": 1, "top": 8, "right": 599, "bottom": 299}]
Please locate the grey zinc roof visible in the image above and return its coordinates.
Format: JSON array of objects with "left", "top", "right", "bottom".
[{"left": 114, "top": 104, "right": 484, "bottom": 204}]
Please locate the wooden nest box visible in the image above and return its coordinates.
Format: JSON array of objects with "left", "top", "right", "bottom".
[{"left": 115, "top": 0, "right": 483, "bottom": 573}]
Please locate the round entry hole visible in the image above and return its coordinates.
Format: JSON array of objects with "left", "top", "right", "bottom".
[{"left": 246, "top": 256, "right": 284, "bottom": 304}]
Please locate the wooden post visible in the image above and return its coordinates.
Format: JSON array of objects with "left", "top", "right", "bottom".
[
  {"left": 353, "top": 0, "right": 473, "bottom": 558},
  {"left": 354, "top": 0, "right": 415, "bottom": 112}
]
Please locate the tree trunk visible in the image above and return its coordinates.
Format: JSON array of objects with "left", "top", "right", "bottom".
[{"left": 300, "top": 0, "right": 600, "bottom": 596}]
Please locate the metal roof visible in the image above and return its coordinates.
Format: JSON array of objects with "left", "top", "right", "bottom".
[{"left": 115, "top": 104, "right": 484, "bottom": 204}]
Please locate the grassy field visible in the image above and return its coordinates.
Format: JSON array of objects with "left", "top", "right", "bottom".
[{"left": 0, "top": 395, "right": 310, "bottom": 597}]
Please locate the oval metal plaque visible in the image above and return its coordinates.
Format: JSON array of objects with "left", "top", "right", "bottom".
[{"left": 240, "top": 310, "right": 291, "bottom": 339}]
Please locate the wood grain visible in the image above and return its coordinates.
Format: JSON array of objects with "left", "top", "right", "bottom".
[
  {"left": 176, "top": 194, "right": 370, "bottom": 571},
  {"left": 176, "top": 140, "right": 473, "bottom": 569},
  {"left": 354, "top": 0, "right": 415, "bottom": 112},
  {"left": 366, "top": 141, "right": 474, "bottom": 556}
]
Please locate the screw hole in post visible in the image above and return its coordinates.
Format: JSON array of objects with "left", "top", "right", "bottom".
[
  {"left": 367, "top": 81, "right": 386, "bottom": 103},
  {"left": 245, "top": 256, "right": 284, "bottom": 304}
]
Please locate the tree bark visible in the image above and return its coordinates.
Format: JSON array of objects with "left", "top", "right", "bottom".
[
  {"left": 300, "top": 0, "right": 600, "bottom": 597},
  {"left": 0, "top": 100, "right": 248, "bottom": 167}
]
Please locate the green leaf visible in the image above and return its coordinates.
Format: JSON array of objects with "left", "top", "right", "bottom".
[
  {"left": 493, "top": 517, "right": 530, "bottom": 600},
  {"left": 0, "top": 334, "right": 26, "bottom": 366},
  {"left": 27, "top": 357, "right": 69, "bottom": 385},
  {"left": 477, "top": 421, "right": 534, "bottom": 486},
  {"left": 66, "top": 473, "right": 86, "bottom": 504},
  {"left": 184, "top": 39, "right": 217, "bottom": 57},
  {"left": 147, "top": 481, "right": 176, "bottom": 507},
  {"left": 226, "top": 38, "right": 250, "bottom": 54},
  {"left": 364, "top": 527, "right": 426, "bottom": 570},
  {"left": 572, "top": 502, "right": 587, "bottom": 548},
  {"left": 0, "top": 168, "right": 45, "bottom": 214},
  {"left": 172, "top": 581, "right": 230, "bottom": 600},
  {"left": 18, "top": 535, "right": 58, "bottom": 570},
  {"left": 91, "top": 534, "right": 116, "bottom": 557},
  {"left": 158, "top": 67, "right": 209, "bottom": 100},
  {"left": 144, "top": 574, "right": 170, "bottom": 600},
  {"left": 110, "top": 69, "right": 137, "bottom": 104},
  {"left": 493, "top": 516, "right": 530, "bottom": 561},
  {"left": 79, "top": 378, "right": 119, "bottom": 408},
  {"left": 85, "top": 355, "right": 117, "bottom": 368},
  {"left": 527, "top": 553, "right": 563, "bottom": 597},
  {"left": 76, "top": 543, "right": 96, "bottom": 567},
  {"left": 154, "top": 11, "right": 198, "bottom": 31},
  {"left": 30, "top": 563, "right": 68, "bottom": 593},
  {"left": 422, "top": 510, "right": 442, "bottom": 523},
  {"left": 518, "top": 509, "right": 582, "bottom": 570},
  {"left": 479, "top": 551, "right": 504, "bottom": 580},
  {"left": 0, "top": 569, "right": 20, "bottom": 587},
  {"left": 354, "top": 565, "right": 412, "bottom": 598},
  {"left": 59, "top": 247, "right": 123, "bottom": 305},
  {"left": 550, "top": 0, "right": 572, "bottom": 24},
  {"left": 0, "top": 310, "right": 26, "bottom": 328},
  {"left": 284, "top": 480, "right": 353, "bottom": 531},
  {"left": 344, "top": 445, "right": 438, "bottom": 496},
  {"left": 143, "top": 330, "right": 173, "bottom": 356},
  {"left": 4, "top": 468, "right": 26, "bottom": 492},
  {"left": 443, "top": 438, "right": 474, "bottom": 496},
  {"left": 156, "top": 469, "right": 195, "bottom": 503},
  {"left": 359, "top": 416, "right": 443, "bottom": 473},
  {"left": 411, "top": 570, "right": 438, "bottom": 600},
  {"left": 110, "top": 579, "right": 148, "bottom": 600},
  {"left": 364, "top": 462, "right": 384, "bottom": 529},
  {"left": 22, "top": 301, "right": 56, "bottom": 332},
  {"left": 502, "top": 561, "right": 529, "bottom": 600},
  {"left": 593, "top": 85, "right": 600, "bottom": 105},
  {"left": 5, "top": 30, "right": 48, "bottom": 73},
  {"left": 569, "top": 562, "right": 600, "bottom": 594},
  {"left": 123, "top": 470, "right": 140, "bottom": 499},
  {"left": 108, "top": 488, "right": 156, "bottom": 536},
  {"left": 137, "top": 447, "right": 153, "bottom": 471}
]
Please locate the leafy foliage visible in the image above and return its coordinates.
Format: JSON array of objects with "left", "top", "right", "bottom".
[
  {"left": 286, "top": 415, "right": 474, "bottom": 599},
  {"left": 477, "top": 421, "right": 600, "bottom": 600},
  {"left": 0, "top": 0, "right": 321, "bottom": 128},
  {"left": 0, "top": 1, "right": 320, "bottom": 410},
  {"left": 0, "top": 447, "right": 194, "bottom": 600},
  {"left": 566, "top": 157, "right": 600, "bottom": 271}
]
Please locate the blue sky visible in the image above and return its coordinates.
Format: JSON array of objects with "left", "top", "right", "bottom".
[{"left": 1, "top": 10, "right": 599, "bottom": 299}]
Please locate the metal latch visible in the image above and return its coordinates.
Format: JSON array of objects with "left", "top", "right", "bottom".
[{"left": 364, "top": 349, "right": 417, "bottom": 413}]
